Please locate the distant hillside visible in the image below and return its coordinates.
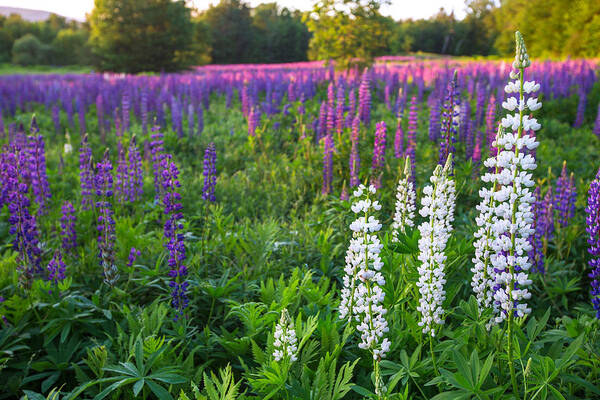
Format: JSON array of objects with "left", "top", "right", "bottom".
[{"left": 0, "top": 6, "right": 74, "bottom": 22}]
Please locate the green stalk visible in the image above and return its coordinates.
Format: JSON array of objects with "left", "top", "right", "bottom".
[{"left": 506, "top": 66, "right": 525, "bottom": 400}]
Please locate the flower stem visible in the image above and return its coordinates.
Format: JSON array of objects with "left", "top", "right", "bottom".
[
  {"left": 430, "top": 334, "right": 439, "bottom": 375},
  {"left": 508, "top": 313, "right": 519, "bottom": 398}
]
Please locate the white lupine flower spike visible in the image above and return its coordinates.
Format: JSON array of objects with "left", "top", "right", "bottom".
[
  {"left": 473, "top": 31, "right": 540, "bottom": 397},
  {"left": 273, "top": 309, "right": 298, "bottom": 363},
  {"left": 392, "top": 156, "right": 417, "bottom": 242},
  {"left": 339, "top": 184, "right": 389, "bottom": 396},
  {"left": 416, "top": 154, "right": 456, "bottom": 338}
]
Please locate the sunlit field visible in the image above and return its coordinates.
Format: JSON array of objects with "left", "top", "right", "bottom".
[{"left": 1, "top": 44, "right": 600, "bottom": 399}]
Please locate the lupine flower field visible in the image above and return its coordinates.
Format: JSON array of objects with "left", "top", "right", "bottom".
[{"left": 1, "top": 32, "right": 600, "bottom": 399}]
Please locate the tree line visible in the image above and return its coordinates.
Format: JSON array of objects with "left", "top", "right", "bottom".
[{"left": 0, "top": 0, "right": 597, "bottom": 72}]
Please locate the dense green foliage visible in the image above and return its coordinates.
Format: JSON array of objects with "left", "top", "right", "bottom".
[
  {"left": 1, "top": 63, "right": 600, "bottom": 399},
  {"left": 305, "top": 0, "right": 390, "bottom": 70},
  {"left": 0, "top": 0, "right": 598, "bottom": 71},
  {"left": 88, "top": 0, "right": 197, "bottom": 73},
  {"left": 0, "top": 13, "right": 88, "bottom": 65},
  {"left": 199, "top": 0, "right": 310, "bottom": 64}
]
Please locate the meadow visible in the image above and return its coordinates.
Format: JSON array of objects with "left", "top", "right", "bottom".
[{"left": 1, "top": 36, "right": 600, "bottom": 399}]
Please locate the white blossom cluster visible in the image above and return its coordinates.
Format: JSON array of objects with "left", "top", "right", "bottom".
[
  {"left": 472, "top": 31, "right": 540, "bottom": 327},
  {"left": 339, "top": 184, "right": 390, "bottom": 360},
  {"left": 471, "top": 126, "right": 503, "bottom": 310},
  {"left": 416, "top": 156, "right": 456, "bottom": 337},
  {"left": 392, "top": 156, "right": 416, "bottom": 242},
  {"left": 273, "top": 309, "right": 298, "bottom": 362}
]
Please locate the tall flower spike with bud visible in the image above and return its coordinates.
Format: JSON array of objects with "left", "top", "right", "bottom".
[
  {"left": 392, "top": 156, "right": 416, "bottom": 242},
  {"left": 492, "top": 31, "right": 540, "bottom": 327},
  {"left": 416, "top": 155, "right": 456, "bottom": 338},
  {"left": 272, "top": 309, "right": 298, "bottom": 362},
  {"left": 338, "top": 184, "right": 389, "bottom": 396},
  {"left": 489, "top": 31, "right": 540, "bottom": 396}
]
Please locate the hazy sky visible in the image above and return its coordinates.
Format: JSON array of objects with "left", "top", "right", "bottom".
[{"left": 0, "top": 0, "right": 468, "bottom": 21}]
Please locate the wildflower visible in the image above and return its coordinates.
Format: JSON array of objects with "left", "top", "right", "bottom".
[
  {"left": 416, "top": 156, "right": 456, "bottom": 336},
  {"left": 127, "top": 136, "right": 144, "bottom": 202},
  {"left": 47, "top": 250, "right": 66, "bottom": 285},
  {"left": 358, "top": 69, "right": 371, "bottom": 126},
  {"left": 439, "top": 71, "right": 460, "bottom": 168},
  {"left": 150, "top": 126, "right": 166, "bottom": 201},
  {"left": 322, "top": 134, "right": 334, "bottom": 195},
  {"left": 27, "top": 132, "right": 51, "bottom": 211},
  {"left": 585, "top": 168, "right": 600, "bottom": 319},
  {"left": 407, "top": 97, "right": 418, "bottom": 183},
  {"left": 488, "top": 31, "right": 540, "bottom": 327},
  {"left": 392, "top": 156, "right": 416, "bottom": 241},
  {"left": 273, "top": 309, "right": 298, "bottom": 362},
  {"left": 202, "top": 143, "right": 217, "bottom": 202},
  {"left": 79, "top": 134, "right": 95, "bottom": 210},
  {"left": 349, "top": 116, "right": 361, "bottom": 188},
  {"left": 96, "top": 150, "right": 118, "bottom": 287},
  {"left": 395, "top": 115, "right": 404, "bottom": 158},
  {"left": 370, "top": 121, "right": 387, "bottom": 189},
  {"left": 339, "top": 185, "right": 390, "bottom": 361},
  {"left": 554, "top": 161, "right": 576, "bottom": 227},
  {"left": 5, "top": 150, "right": 42, "bottom": 289},
  {"left": 60, "top": 201, "right": 77, "bottom": 252},
  {"left": 127, "top": 247, "right": 141, "bottom": 267},
  {"left": 161, "top": 155, "right": 189, "bottom": 319}
]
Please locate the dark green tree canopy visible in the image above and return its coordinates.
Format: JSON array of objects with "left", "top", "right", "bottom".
[
  {"left": 89, "top": 0, "right": 196, "bottom": 72},
  {"left": 305, "top": 0, "right": 391, "bottom": 71}
]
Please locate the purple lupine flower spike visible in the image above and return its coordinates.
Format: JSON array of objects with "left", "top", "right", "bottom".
[
  {"left": 141, "top": 90, "right": 148, "bottom": 135},
  {"left": 593, "top": 103, "right": 600, "bottom": 138},
  {"left": 150, "top": 125, "right": 165, "bottom": 202},
  {"left": 529, "top": 187, "right": 546, "bottom": 274},
  {"left": 161, "top": 155, "right": 189, "bottom": 319},
  {"left": 586, "top": 168, "right": 600, "bottom": 318},
  {"left": 202, "top": 143, "right": 217, "bottom": 202},
  {"left": 358, "top": 69, "right": 371, "bottom": 126},
  {"left": 60, "top": 201, "right": 77, "bottom": 252},
  {"left": 428, "top": 99, "right": 441, "bottom": 142},
  {"left": 406, "top": 96, "right": 418, "bottom": 183},
  {"left": 371, "top": 121, "right": 387, "bottom": 189},
  {"left": 95, "top": 149, "right": 118, "bottom": 286},
  {"left": 127, "top": 136, "right": 144, "bottom": 202},
  {"left": 47, "top": 250, "right": 66, "bottom": 285},
  {"left": 349, "top": 115, "right": 360, "bottom": 187},
  {"left": 394, "top": 116, "right": 404, "bottom": 158},
  {"left": 115, "top": 143, "right": 127, "bottom": 203},
  {"left": 6, "top": 150, "right": 42, "bottom": 289},
  {"left": 573, "top": 89, "right": 586, "bottom": 128},
  {"left": 127, "top": 247, "right": 141, "bottom": 267},
  {"left": 439, "top": 71, "right": 460, "bottom": 168},
  {"left": 554, "top": 161, "right": 576, "bottom": 227},
  {"left": 79, "top": 134, "right": 95, "bottom": 210},
  {"left": 27, "top": 132, "right": 51, "bottom": 212},
  {"left": 322, "top": 133, "right": 334, "bottom": 195}
]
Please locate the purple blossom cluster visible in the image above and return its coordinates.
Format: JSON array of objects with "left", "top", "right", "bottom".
[
  {"left": 202, "top": 143, "right": 217, "bottom": 202},
  {"left": 438, "top": 71, "right": 460, "bottom": 167},
  {"left": 95, "top": 150, "right": 118, "bottom": 286},
  {"left": 554, "top": 162, "right": 576, "bottom": 227},
  {"left": 60, "top": 201, "right": 77, "bottom": 252},
  {"left": 370, "top": 121, "right": 387, "bottom": 189},
  {"left": 322, "top": 133, "right": 334, "bottom": 195},
  {"left": 79, "top": 134, "right": 95, "bottom": 210},
  {"left": 406, "top": 96, "right": 418, "bottom": 183},
  {"left": 349, "top": 116, "right": 360, "bottom": 187},
  {"left": 161, "top": 155, "right": 189, "bottom": 319},
  {"left": 586, "top": 168, "right": 600, "bottom": 318},
  {"left": 47, "top": 250, "right": 66, "bottom": 285},
  {"left": 358, "top": 69, "right": 371, "bottom": 126},
  {"left": 4, "top": 149, "right": 42, "bottom": 288}
]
